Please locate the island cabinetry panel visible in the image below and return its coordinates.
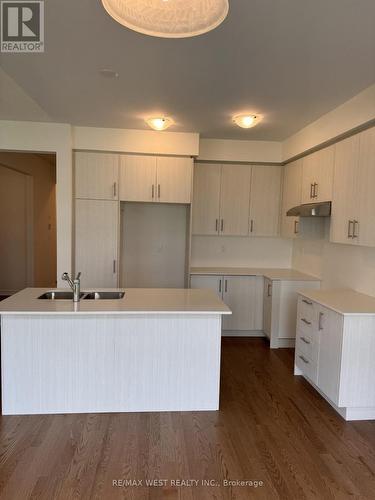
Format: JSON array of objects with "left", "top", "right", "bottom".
[{"left": 75, "top": 152, "right": 119, "bottom": 200}]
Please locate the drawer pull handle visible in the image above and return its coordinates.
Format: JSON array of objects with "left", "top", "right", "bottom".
[
  {"left": 299, "top": 355, "right": 309, "bottom": 364},
  {"left": 302, "top": 299, "right": 313, "bottom": 306},
  {"left": 301, "top": 318, "right": 311, "bottom": 325},
  {"left": 300, "top": 336, "right": 311, "bottom": 345}
]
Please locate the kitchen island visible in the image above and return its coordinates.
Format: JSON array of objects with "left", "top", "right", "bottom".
[{"left": 0, "top": 288, "right": 231, "bottom": 415}]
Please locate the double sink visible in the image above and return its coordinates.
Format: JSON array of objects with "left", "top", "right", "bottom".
[{"left": 38, "top": 291, "right": 125, "bottom": 301}]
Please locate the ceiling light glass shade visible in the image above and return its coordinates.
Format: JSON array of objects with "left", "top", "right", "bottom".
[
  {"left": 146, "top": 117, "right": 174, "bottom": 131},
  {"left": 101, "top": 0, "right": 229, "bottom": 38},
  {"left": 233, "top": 114, "right": 261, "bottom": 129}
]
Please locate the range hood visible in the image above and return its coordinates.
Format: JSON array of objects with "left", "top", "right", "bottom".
[{"left": 287, "top": 201, "right": 331, "bottom": 217}]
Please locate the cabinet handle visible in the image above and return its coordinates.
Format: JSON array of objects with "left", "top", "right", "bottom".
[
  {"left": 215, "top": 219, "right": 219, "bottom": 232},
  {"left": 313, "top": 183, "right": 318, "bottom": 198},
  {"left": 221, "top": 219, "right": 224, "bottom": 233},
  {"left": 299, "top": 355, "right": 309, "bottom": 364},
  {"left": 300, "top": 336, "right": 311, "bottom": 345},
  {"left": 301, "top": 318, "right": 311, "bottom": 325},
  {"left": 113, "top": 182, "right": 117, "bottom": 198},
  {"left": 318, "top": 312, "right": 324, "bottom": 331},
  {"left": 353, "top": 220, "right": 359, "bottom": 239},
  {"left": 113, "top": 260, "right": 116, "bottom": 274},
  {"left": 302, "top": 299, "right": 313, "bottom": 306},
  {"left": 348, "top": 220, "right": 354, "bottom": 238},
  {"left": 158, "top": 184, "right": 161, "bottom": 199},
  {"left": 310, "top": 184, "right": 314, "bottom": 199},
  {"left": 267, "top": 283, "right": 272, "bottom": 297},
  {"left": 219, "top": 279, "right": 222, "bottom": 294},
  {"left": 250, "top": 219, "right": 254, "bottom": 233},
  {"left": 152, "top": 185, "right": 155, "bottom": 199},
  {"left": 294, "top": 220, "right": 299, "bottom": 234},
  {"left": 224, "top": 279, "right": 228, "bottom": 293}
]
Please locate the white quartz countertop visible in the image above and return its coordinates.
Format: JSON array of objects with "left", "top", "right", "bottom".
[
  {"left": 0, "top": 288, "right": 232, "bottom": 316},
  {"left": 299, "top": 288, "right": 375, "bottom": 316},
  {"left": 190, "top": 267, "right": 320, "bottom": 282}
]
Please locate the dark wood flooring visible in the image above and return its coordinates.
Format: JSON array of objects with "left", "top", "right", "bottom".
[{"left": 1, "top": 338, "right": 375, "bottom": 499}]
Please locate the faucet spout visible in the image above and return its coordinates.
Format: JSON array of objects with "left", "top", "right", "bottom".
[{"left": 62, "top": 272, "right": 81, "bottom": 302}]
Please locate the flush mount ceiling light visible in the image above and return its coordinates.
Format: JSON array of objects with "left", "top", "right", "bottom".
[
  {"left": 233, "top": 114, "right": 261, "bottom": 129},
  {"left": 146, "top": 117, "right": 174, "bottom": 131},
  {"left": 101, "top": 0, "right": 229, "bottom": 38}
]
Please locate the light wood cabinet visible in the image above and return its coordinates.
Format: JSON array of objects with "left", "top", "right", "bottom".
[
  {"left": 120, "top": 155, "right": 193, "bottom": 204},
  {"left": 75, "top": 199, "right": 119, "bottom": 288},
  {"left": 220, "top": 165, "right": 252, "bottom": 236},
  {"left": 249, "top": 166, "right": 282, "bottom": 237},
  {"left": 75, "top": 152, "right": 119, "bottom": 200},
  {"left": 330, "top": 135, "right": 360, "bottom": 245},
  {"left": 192, "top": 164, "right": 221, "bottom": 235},
  {"left": 280, "top": 159, "right": 302, "bottom": 239},
  {"left": 119, "top": 155, "right": 157, "bottom": 203},
  {"left": 301, "top": 146, "right": 334, "bottom": 204}
]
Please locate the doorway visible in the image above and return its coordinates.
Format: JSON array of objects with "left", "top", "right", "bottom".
[{"left": 0, "top": 152, "right": 57, "bottom": 296}]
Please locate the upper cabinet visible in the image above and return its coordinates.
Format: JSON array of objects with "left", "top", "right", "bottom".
[
  {"left": 280, "top": 159, "right": 302, "bottom": 239},
  {"left": 301, "top": 146, "right": 334, "bottom": 204},
  {"left": 75, "top": 152, "right": 119, "bottom": 200},
  {"left": 120, "top": 155, "right": 193, "bottom": 204},
  {"left": 192, "top": 163, "right": 221, "bottom": 235},
  {"left": 330, "top": 128, "right": 375, "bottom": 247},
  {"left": 249, "top": 166, "right": 282, "bottom": 237}
]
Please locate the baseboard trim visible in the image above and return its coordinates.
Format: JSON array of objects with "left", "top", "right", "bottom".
[{"left": 222, "top": 330, "right": 266, "bottom": 338}]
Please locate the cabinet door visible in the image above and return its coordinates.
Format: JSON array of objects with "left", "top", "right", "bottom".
[
  {"left": 263, "top": 278, "right": 273, "bottom": 338},
  {"left": 75, "top": 152, "right": 119, "bottom": 200},
  {"left": 222, "top": 276, "right": 264, "bottom": 331},
  {"left": 357, "top": 127, "right": 375, "bottom": 247},
  {"left": 249, "top": 166, "right": 282, "bottom": 237},
  {"left": 75, "top": 199, "right": 118, "bottom": 288},
  {"left": 190, "top": 275, "right": 223, "bottom": 298},
  {"left": 301, "top": 147, "right": 334, "bottom": 204},
  {"left": 330, "top": 135, "right": 360, "bottom": 245},
  {"left": 156, "top": 157, "right": 193, "bottom": 204},
  {"left": 220, "top": 165, "right": 251, "bottom": 236},
  {"left": 316, "top": 305, "right": 343, "bottom": 405},
  {"left": 192, "top": 164, "right": 221, "bottom": 235},
  {"left": 119, "top": 155, "right": 157, "bottom": 202},
  {"left": 280, "top": 159, "right": 302, "bottom": 239}
]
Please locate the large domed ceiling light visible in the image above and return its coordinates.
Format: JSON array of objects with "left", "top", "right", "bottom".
[{"left": 101, "top": 0, "right": 229, "bottom": 38}]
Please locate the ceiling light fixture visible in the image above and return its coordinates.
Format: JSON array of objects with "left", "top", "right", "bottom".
[
  {"left": 101, "top": 0, "right": 229, "bottom": 38},
  {"left": 146, "top": 117, "right": 174, "bottom": 131},
  {"left": 233, "top": 114, "right": 261, "bottom": 129}
]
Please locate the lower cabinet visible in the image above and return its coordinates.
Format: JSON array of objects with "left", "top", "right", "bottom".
[
  {"left": 190, "top": 274, "right": 264, "bottom": 332},
  {"left": 294, "top": 294, "right": 375, "bottom": 421},
  {"left": 75, "top": 199, "right": 119, "bottom": 288}
]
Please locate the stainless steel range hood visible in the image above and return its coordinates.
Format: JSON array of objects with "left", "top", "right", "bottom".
[{"left": 287, "top": 201, "right": 331, "bottom": 217}]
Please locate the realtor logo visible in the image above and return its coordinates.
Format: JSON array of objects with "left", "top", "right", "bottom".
[{"left": 1, "top": 1, "right": 44, "bottom": 52}]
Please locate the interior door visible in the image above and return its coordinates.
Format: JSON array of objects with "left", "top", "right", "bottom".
[
  {"left": 190, "top": 275, "right": 223, "bottom": 298},
  {"left": 75, "top": 199, "right": 118, "bottom": 288},
  {"left": 249, "top": 166, "right": 282, "bottom": 237},
  {"left": 330, "top": 135, "right": 360, "bottom": 245},
  {"left": 156, "top": 156, "right": 193, "bottom": 204},
  {"left": 222, "top": 276, "right": 264, "bottom": 331},
  {"left": 119, "top": 155, "right": 157, "bottom": 202},
  {"left": 75, "top": 152, "right": 119, "bottom": 200},
  {"left": 192, "top": 163, "right": 221, "bottom": 235},
  {"left": 220, "top": 165, "right": 251, "bottom": 236}
]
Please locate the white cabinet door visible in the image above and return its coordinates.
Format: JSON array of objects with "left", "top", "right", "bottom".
[
  {"left": 190, "top": 275, "right": 223, "bottom": 298},
  {"left": 119, "top": 155, "right": 157, "bottom": 202},
  {"left": 156, "top": 157, "right": 193, "bottom": 204},
  {"left": 75, "top": 152, "right": 119, "bottom": 200},
  {"left": 281, "top": 159, "right": 302, "bottom": 239},
  {"left": 249, "top": 166, "right": 282, "bottom": 237},
  {"left": 222, "top": 276, "right": 264, "bottom": 331},
  {"left": 220, "top": 165, "right": 251, "bottom": 236},
  {"left": 192, "top": 163, "right": 221, "bottom": 235},
  {"left": 317, "top": 305, "right": 343, "bottom": 405},
  {"left": 301, "top": 146, "right": 334, "bottom": 204},
  {"left": 75, "top": 199, "right": 118, "bottom": 288},
  {"left": 263, "top": 278, "right": 272, "bottom": 338},
  {"left": 330, "top": 135, "right": 360, "bottom": 245},
  {"left": 357, "top": 127, "right": 375, "bottom": 247}
]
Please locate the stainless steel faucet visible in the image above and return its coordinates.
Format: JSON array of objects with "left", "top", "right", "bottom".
[{"left": 62, "top": 272, "right": 81, "bottom": 302}]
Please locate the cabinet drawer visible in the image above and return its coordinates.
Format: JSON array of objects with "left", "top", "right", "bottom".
[
  {"left": 295, "top": 348, "right": 317, "bottom": 384},
  {"left": 298, "top": 295, "right": 315, "bottom": 322},
  {"left": 296, "top": 329, "right": 318, "bottom": 364}
]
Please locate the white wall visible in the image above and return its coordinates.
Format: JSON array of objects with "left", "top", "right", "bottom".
[
  {"left": 199, "top": 138, "right": 282, "bottom": 163},
  {"left": 191, "top": 236, "right": 293, "bottom": 268}
]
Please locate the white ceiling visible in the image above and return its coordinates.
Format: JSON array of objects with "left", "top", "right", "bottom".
[{"left": 1, "top": 0, "right": 374, "bottom": 140}]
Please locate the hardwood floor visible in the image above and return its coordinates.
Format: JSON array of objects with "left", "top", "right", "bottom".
[{"left": 1, "top": 338, "right": 375, "bottom": 499}]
